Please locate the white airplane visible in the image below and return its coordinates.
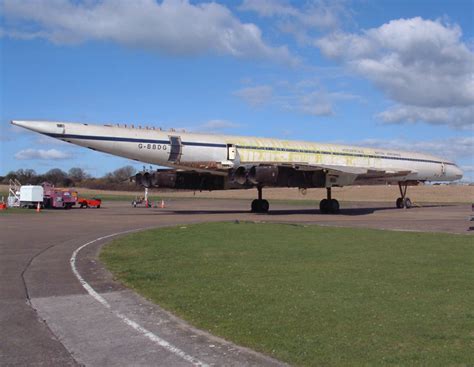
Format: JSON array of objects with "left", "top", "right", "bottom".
[{"left": 11, "top": 120, "right": 463, "bottom": 213}]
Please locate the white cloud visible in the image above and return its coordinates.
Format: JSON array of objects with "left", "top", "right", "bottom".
[
  {"left": 234, "top": 79, "right": 362, "bottom": 116},
  {"left": 1, "top": 0, "right": 297, "bottom": 65},
  {"left": 240, "top": 0, "right": 346, "bottom": 30},
  {"left": 315, "top": 17, "right": 474, "bottom": 129},
  {"left": 297, "top": 90, "right": 333, "bottom": 116},
  {"left": 233, "top": 85, "right": 273, "bottom": 106},
  {"left": 377, "top": 105, "right": 474, "bottom": 130},
  {"left": 15, "top": 148, "right": 73, "bottom": 160},
  {"left": 240, "top": 0, "right": 299, "bottom": 17},
  {"left": 240, "top": 0, "right": 349, "bottom": 45}
]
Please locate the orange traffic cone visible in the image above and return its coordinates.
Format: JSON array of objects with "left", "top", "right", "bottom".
[
  {"left": 160, "top": 199, "right": 165, "bottom": 209},
  {"left": 36, "top": 202, "right": 41, "bottom": 213}
]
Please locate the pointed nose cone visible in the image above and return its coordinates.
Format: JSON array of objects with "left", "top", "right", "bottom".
[
  {"left": 11, "top": 120, "right": 37, "bottom": 130},
  {"left": 11, "top": 120, "right": 61, "bottom": 135}
]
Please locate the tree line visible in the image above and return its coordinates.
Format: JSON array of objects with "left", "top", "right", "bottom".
[{"left": 1, "top": 166, "right": 138, "bottom": 190}]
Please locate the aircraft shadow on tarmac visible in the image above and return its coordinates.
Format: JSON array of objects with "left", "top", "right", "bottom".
[
  {"left": 164, "top": 205, "right": 440, "bottom": 216},
  {"left": 164, "top": 203, "right": 452, "bottom": 216},
  {"left": 112, "top": 203, "right": 452, "bottom": 217},
  {"left": 166, "top": 208, "right": 385, "bottom": 216}
]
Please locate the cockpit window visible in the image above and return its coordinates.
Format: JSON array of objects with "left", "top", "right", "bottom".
[{"left": 56, "top": 124, "right": 65, "bottom": 128}]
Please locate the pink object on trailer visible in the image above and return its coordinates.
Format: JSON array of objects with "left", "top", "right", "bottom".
[{"left": 42, "top": 182, "right": 77, "bottom": 209}]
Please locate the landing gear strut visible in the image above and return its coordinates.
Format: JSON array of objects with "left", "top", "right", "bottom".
[
  {"left": 251, "top": 186, "right": 269, "bottom": 213},
  {"left": 396, "top": 182, "right": 412, "bottom": 209},
  {"left": 319, "top": 187, "right": 340, "bottom": 214}
]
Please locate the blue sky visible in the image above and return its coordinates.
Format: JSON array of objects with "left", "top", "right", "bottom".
[{"left": 1, "top": 0, "right": 473, "bottom": 179}]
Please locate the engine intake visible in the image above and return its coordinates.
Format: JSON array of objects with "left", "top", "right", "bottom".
[
  {"left": 135, "top": 172, "right": 152, "bottom": 188},
  {"left": 233, "top": 166, "right": 248, "bottom": 185},
  {"left": 248, "top": 166, "right": 279, "bottom": 185}
]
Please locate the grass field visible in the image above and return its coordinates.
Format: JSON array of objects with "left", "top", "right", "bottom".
[{"left": 100, "top": 223, "right": 474, "bottom": 366}]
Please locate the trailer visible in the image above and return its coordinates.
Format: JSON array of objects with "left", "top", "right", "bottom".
[
  {"left": 19, "top": 185, "right": 44, "bottom": 208},
  {"left": 78, "top": 197, "right": 101, "bottom": 208}
]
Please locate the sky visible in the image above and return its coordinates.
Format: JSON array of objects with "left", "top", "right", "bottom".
[{"left": 0, "top": 0, "right": 473, "bottom": 180}]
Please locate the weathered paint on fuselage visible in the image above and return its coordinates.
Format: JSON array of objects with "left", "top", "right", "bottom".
[{"left": 11, "top": 120, "right": 463, "bottom": 183}]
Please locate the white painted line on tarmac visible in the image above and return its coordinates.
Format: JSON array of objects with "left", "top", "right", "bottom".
[{"left": 70, "top": 228, "right": 209, "bottom": 367}]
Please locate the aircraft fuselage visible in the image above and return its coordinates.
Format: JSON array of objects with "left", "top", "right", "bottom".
[{"left": 11, "top": 120, "right": 462, "bottom": 185}]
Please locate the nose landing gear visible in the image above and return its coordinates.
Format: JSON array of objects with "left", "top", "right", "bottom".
[
  {"left": 396, "top": 182, "right": 412, "bottom": 209},
  {"left": 319, "top": 187, "right": 340, "bottom": 214},
  {"left": 251, "top": 186, "right": 270, "bottom": 213}
]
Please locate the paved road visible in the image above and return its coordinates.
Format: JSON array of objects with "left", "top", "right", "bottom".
[{"left": 1, "top": 199, "right": 471, "bottom": 366}]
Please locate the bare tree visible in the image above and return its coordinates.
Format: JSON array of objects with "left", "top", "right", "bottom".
[
  {"left": 44, "top": 168, "right": 68, "bottom": 186},
  {"left": 68, "top": 167, "right": 90, "bottom": 183},
  {"left": 107, "top": 165, "right": 136, "bottom": 183},
  {"left": 4, "top": 169, "right": 37, "bottom": 184}
]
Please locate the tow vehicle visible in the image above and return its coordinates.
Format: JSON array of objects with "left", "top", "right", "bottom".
[{"left": 78, "top": 197, "right": 102, "bottom": 208}]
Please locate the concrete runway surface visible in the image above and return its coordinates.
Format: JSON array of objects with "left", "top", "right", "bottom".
[{"left": 1, "top": 199, "right": 472, "bottom": 366}]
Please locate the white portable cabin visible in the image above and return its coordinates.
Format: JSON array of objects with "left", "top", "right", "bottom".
[{"left": 19, "top": 185, "right": 44, "bottom": 206}]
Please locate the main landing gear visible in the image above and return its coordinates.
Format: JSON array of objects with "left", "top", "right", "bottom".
[
  {"left": 396, "top": 182, "right": 412, "bottom": 209},
  {"left": 319, "top": 187, "right": 340, "bottom": 214},
  {"left": 251, "top": 186, "right": 270, "bottom": 213}
]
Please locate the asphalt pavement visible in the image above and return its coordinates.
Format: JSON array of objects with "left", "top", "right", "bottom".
[{"left": 1, "top": 199, "right": 471, "bottom": 366}]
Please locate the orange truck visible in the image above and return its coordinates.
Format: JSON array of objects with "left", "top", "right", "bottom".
[{"left": 77, "top": 197, "right": 102, "bottom": 208}]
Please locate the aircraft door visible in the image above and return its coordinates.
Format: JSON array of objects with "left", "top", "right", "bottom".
[
  {"left": 441, "top": 163, "right": 446, "bottom": 176},
  {"left": 168, "top": 136, "right": 182, "bottom": 163},
  {"left": 227, "top": 144, "right": 236, "bottom": 160},
  {"left": 55, "top": 123, "right": 65, "bottom": 134}
]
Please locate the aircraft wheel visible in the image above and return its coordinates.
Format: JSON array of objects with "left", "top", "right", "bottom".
[
  {"left": 319, "top": 199, "right": 329, "bottom": 214},
  {"left": 260, "top": 199, "right": 269, "bottom": 213},
  {"left": 252, "top": 199, "right": 269, "bottom": 213},
  {"left": 251, "top": 199, "right": 259, "bottom": 213},
  {"left": 320, "top": 199, "right": 340, "bottom": 214},
  {"left": 329, "top": 199, "right": 340, "bottom": 214},
  {"left": 396, "top": 197, "right": 404, "bottom": 208},
  {"left": 404, "top": 197, "right": 412, "bottom": 209}
]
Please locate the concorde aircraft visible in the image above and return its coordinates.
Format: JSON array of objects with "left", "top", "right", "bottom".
[{"left": 11, "top": 120, "right": 463, "bottom": 214}]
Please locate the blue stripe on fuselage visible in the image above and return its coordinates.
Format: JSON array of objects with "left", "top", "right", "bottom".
[{"left": 45, "top": 133, "right": 227, "bottom": 148}]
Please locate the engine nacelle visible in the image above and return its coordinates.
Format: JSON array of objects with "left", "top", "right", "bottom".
[
  {"left": 136, "top": 170, "right": 225, "bottom": 191},
  {"left": 152, "top": 172, "right": 177, "bottom": 188},
  {"left": 231, "top": 166, "right": 326, "bottom": 188},
  {"left": 248, "top": 166, "right": 279, "bottom": 185},
  {"left": 311, "top": 170, "right": 326, "bottom": 188},
  {"left": 135, "top": 173, "right": 142, "bottom": 186},
  {"left": 135, "top": 172, "right": 152, "bottom": 188},
  {"left": 233, "top": 166, "right": 248, "bottom": 185}
]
